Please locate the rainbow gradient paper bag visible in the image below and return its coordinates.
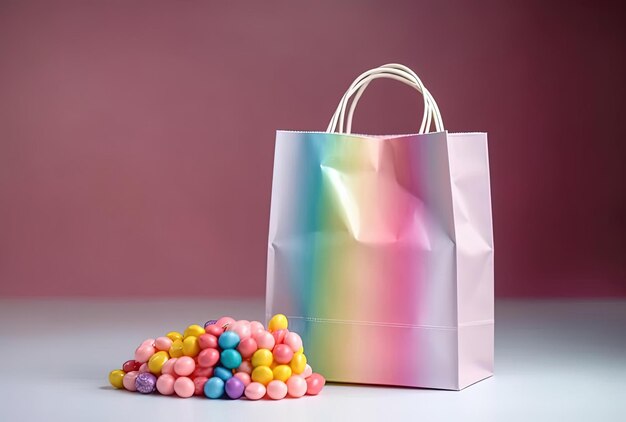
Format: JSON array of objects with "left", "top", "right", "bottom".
[{"left": 266, "top": 64, "right": 494, "bottom": 390}]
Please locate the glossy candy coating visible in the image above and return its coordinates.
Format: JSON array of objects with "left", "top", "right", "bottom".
[
  {"left": 251, "top": 349, "right": 273, "bottom": 368},
  {"left": 214, "top": 366, "right": 233, "bottom": 381},
  {"left": 233, "top": 372, "right": 251, "bottom": 387},
  {"left": 273, "top": 344, "right": 294, "bottom": 364},
  {"left": 134, "top": 345, "right": 155, "bottom": 363},
  {"left": 197, "top": 348, "right": 220, "bottom": 368},
  {"left": 244, "top": 382, "right": 266, "bottom": 400},
  {"left": 166, "top": 331, "right": 183, "bottom": 342},
  {"left": 138, "top": 363, "right": 149, "bottom": 373},
  {"left": 237, "top": 337, "right": 257, "bottom": 359},
  {"left": 109, "top": 369, "right": 125, "bottom": 389},
  {"left": 302, "top": 364, "right": 313, "bottom": 379},
  {"left": 174, "top": 356, "right": 196, "bottom": 376},
  {"left": 220, "top": 349, "right": 243, "bottom": 369},
  {"left": 290, "top": 353, "right": 307, "bottom": 374},
  {"left": 191, "top": 366, "right": 214, "bottom": 379},
  {"left": 237, "top": 360, "right": 253, "bottom": 374},
  {"left": 122, "top": 360, "right": 141, "bottom": 373},
  {"left": 155, "top": 336, "right": 173, "bottom": 351},
  {"left": 266, "top": 380, "right": 288, "bottom": 400},
  {"left": 182, "top": 336, "right": 200, "bottom": 357},
  {"left": 253, "top": 331, "right": 276, "bottom": 350},
  {"left": 135, "top": 372, "right": 157, "bottom": 394},
  {"left": 251, "top": 365, "right": 273, "bottom": 386},
  {"left": 284, "top": 332, "right": 303, "bottom": 353},
  {"left": 228, "top": 321, "right": 251, "bottom": 341},
  {"left": 174, "top": 377, "right": 195, "bottom": 398},
  {"left": 268, "top": 314, "right": 288, "bottom": 332},
  {"left": 306, "top": 373, "right": 325, "bottom": 395},
  {"left": 249, "top": 321, "right": 265, "bottom": 337},
  {"left": 272, "top": 329, "right": 288, "bottom": 345},
  {"left": 204, "top": 320, "right": 218, "bottom": 328},
  {"left": 204, "top": 377, "right": 225, "bottom": 399},
  {"left": 205, "top": 324, "right": 224, "bottom": 337},
  {"left": 272, "top": 365, "right": 292, "bottom": 382},
  {"left": 198, "top": 334, "right": 218, "bottom": 350},
  {"left": 286, "top": 375, "right": 307, "bottom": 398},
  {"left": 193, "top": 377, "right": 208, "bottom": 396},
  {"left": 215, "top": 316, "right": 235, "bottom": 328},
  {"left": 218, "top": 331, "right": 240, "bottom": 350},
  {"left": 169, "top": 339, "right": 184, "bottom": 358},
  {"left": 184, "top": 324, "right": 205, "bottom": 338},
  {"left": 148, "top": 351, "right": 169, "bottom": 375},
  {"left": 161, "top": 357, "right": 177, "bottom": 375},
  {"left": 156, "top": 373, "right": 175, "bottom": 395},
  {"left": 225, "top": 376, "right": 245, "bottom": 399},
  {"left": 123, "top": 371, "right": 139, "bottom": 391}
]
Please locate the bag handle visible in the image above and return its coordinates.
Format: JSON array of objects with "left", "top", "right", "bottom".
[{"left": 326, "top": 63, "right": 444, "bottom": 134}]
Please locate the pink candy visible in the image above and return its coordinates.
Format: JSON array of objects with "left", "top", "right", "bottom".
[
  {"left": 244, "top": 382, "right": 266, "bottom": 400},
  {"left": 197, "top": 348, "right": 219, "bottom": 368},
  {"left": 237, "top": 338, "right": 258, "bottom": 359},
  {"left": 174, "top": 356, "right": 195, "bottom": 376},
  {"left": 234, "top": 372, "right": 251, "bottom": 386},
  {"left": 272, "top": 344, "right": 294, "bottom": 364},
  {"left": 286, "top": 375, "right": 307, "bottom": 398},
  {"left": 284, "top": 332, "right": 303, "bottom": 352},
  {"left": 253, "top": 330, "right": 276, "bottom": 350},
  {"left": 267, "top": 380, "right": 288, "bottom": 400},
  {"left": 174, "top": 377, "right": 195, "bottom": 398},
  {"left": 215, "top": 316, "right": 235, "bottom": 328},
  {"left": 134, "top": 345, "right": 155, "bottom": 363},
  {"left": 123, "top": 371, "right": 139, "bottom": 391},
  {"left": 156, "top": 373, "right": 175, "bottom": 395},
  {"left": 154, "top": 336, "right": 172, "bottom": 351},
  {"left": 306, "top": 373, "right": 325, "bottom": 395},
  {"left": 198, "top": 334, "right": 218, "bottom": 350}
]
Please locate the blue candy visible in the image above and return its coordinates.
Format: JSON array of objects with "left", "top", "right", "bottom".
[
  {"left": 204, "top": 377, "right": 225, "bottom": 399},
  {"left": 214, "top": 366, "right": 233, "bottom": 381},
  {"left": 218, "top": 331, "right": 240, "bottom": 349},
  {"left": 220, "top": 349, "right": 242, "bottom": 369}
]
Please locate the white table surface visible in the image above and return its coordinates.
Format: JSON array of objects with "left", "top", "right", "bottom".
[{"left": 0, "top": 298, "right": 624, "bottom": 421}]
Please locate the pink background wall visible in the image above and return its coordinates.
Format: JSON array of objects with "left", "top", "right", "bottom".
[{"left": 1, "top": 0, "right": 624, "bottom": 297}]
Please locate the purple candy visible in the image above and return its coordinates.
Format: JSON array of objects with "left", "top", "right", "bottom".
[
  {"left": 204, "top": 320, "right": 218, "bottom": 328},
  {"left": 135, "top": 372, "right": 156, "bottom": 394},
  {"left": 224, "top": 376, "right": 245, "bottom": 399}
]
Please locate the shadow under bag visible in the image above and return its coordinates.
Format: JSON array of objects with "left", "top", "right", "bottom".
[{"left": 266, "top": 64, "right": 494, "bottom": 390}]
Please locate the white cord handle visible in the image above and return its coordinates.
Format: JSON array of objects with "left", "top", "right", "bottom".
[{"left": 326, "top": 64, "right": 444, "bottom": 134}]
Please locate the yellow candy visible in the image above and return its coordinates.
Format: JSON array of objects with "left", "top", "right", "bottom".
[
  {"left": 169, "top": 339, "right": 184, "bottom": 357},
  {"left": 290, "top": 353, "right": 307, "bottom": 374},
  {"left": 108, "top": 369, "right": 125, "bottom": 389},
  {"left": 183, "top": 324, "right": 205, "bottom": 338},
  {"left": 251, "top": 365, "right": 273, "bottom": 386},
  {"left": 166, "top": 331, "right": 183, "bottom": 342},
  {"left": 297, "top": 346, "right": 304, "bottom": 354},
  {"left": 251, "top": 349, "right": 273, "bottom": 368},
  {"left": 182, "top": 335, "right": 200, "bottom": 357},
  {"left": 268, "top": 314, "right": 288, "bottom": 332},
  {"left": 148, "top": 351, "right": 169, "bottom": 375},
  {"left": 272, "top": 364, "right": 292, "bottom": 382}
]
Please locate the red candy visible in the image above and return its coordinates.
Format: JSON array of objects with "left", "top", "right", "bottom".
[
  {"left": 197, "top": 348, "right": 220, "bottom": 367},
  {"left": 273, "top": 344, "right": 294, "bottom": 364},
  {"left": 191, "top": 366, "right": 214, "bottom": 379},
  {"left": 198, "top": 334, "right": 218, "bottom": 350},
  {"left": 272, "top": 329, "right": 288, "bottom": 344},
  {"left": 306, "top": 373, "right": 325, "bottom": 395},
  {"left": 123, "top": 360, "right": 141, "bottom": 373},
  {"left": 205, "top": 324, "right": 224, "bottom": 337},
  {"left": 237, "top": 338, "right": 258, "bottom": 359},
  {"left": 193, "top": 377, "right": 208, "bottom": 396}
]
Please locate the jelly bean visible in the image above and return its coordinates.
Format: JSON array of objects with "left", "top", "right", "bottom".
[
  {"left": 237, "top": 360, "right": 253, "bottom": 374},
  {"left": 123, "top": 371, "right": 139, "bottom": 391},
  {"left": 140, "top": 338, "right": 155, "bottom": 347},
  {"left": 184, "top": 324, "right": 205, "bottom": 338},
  {"left": 174, "top": 356, "right": 196, "bottom": 377},
  {"left": 302, "top": 364, "right": 313, "bottom": 379},
  {"left": 215, "top": 316, "right": 235, "bottom": 328},
  {"left": 284, "top": 332, "right": 303, "bottom": 353},
  {"left": 122, "top": 360, "right": 141, "bottom": 373},
  {"left": 214, "top": 366, "right": 233, "bottom": 381},
  {"left": 204, "top": 320, "right": 218, "bottom": 328},
  {"left": 193, "top": 377, "right": 208, "bottom": 396},
  {"left": 191, "top": 365, "right": 214, "bottom": 379},
  {"left": 268, "top": 314, "right": 288, "bottom": 332},
  {"left": 156, "top": 373, "right": 175, "bottom": 395},
  {"left": 205, "top": 324, "right": 224, "bottom": 337},
  {"left": 198, "top": 333, "right": 218, "bottom": 350},
  {"left": 221, "top": 349, "right": 242, "bottom": 369},
  {"left": 169, "top": 339, "right": 184, "bottom": 358},
  {"left": 166, "top": 331, "right": 183, "bottom": 342},
  {"left": 135, "top": 372, "right": 157, "bottom": 394},
  {"left": 234, "top": 372, "right": 251, "bottom": 387},
  {"left": 155, "top": 336, "right": 173, "bottom": 351},
  {"left": 138, "top": 363, "right": 149, "bottom": 373},
  {"left": 273, "top": 344, "right": 294, "bottom": 364},
  {"left": 286, "top": 375, "right": 307, "bottom": 398},
  {"left": 197, "top": 348, "right": 220, "bottom": 368},
  {"left": 272, "top": 329, "right": 288, "bottom": 345},
  {"left": 225, "top": 376, "right": 245, "bottom": 399},
  {"left": 272, "top": 364, "right": 292, "bottom": 383},
  {"left": 108, "top": 369, "right": 125, "bottom": 389},
  {"left": 251, "top": 365, "right": 273, "bottom": 386},
  {"left": 134, "top": 345, "right": 156, "bottom": 363},
  {"left": 148, "top": 351, "right": 169, "bottom": 375},
  {"left": 290, "top": 353, "right": 307, "bottom": 374},
  {"left": 182, "top": 336, "right": 200, "bottom": 357},
  {"left": 251, "top": 349, "right": 273, "bottom": 368},
  {"left": 237, "top": 337, "right": 257, "bottom": 359},
  {"left": 218, "top": 331, "right": 240, "bottom": 350},
  {"left": 267, "top": 380, "right": 288, "bottom": 400},
  {"left": 174, "top": 377, "right": 195, "bottom": 398},
  {"left": 297, "top": 346, "right": 304, "bottom": 354},
  {"left": 204, "top": 377, "right": 225, "bottom": 399},
  {"left": 249, "top": 321, "right": 265, "bottom": 337},
  {"left": 244, "top": 382, "right": 266, "bottom": 400},
  {"left": 253, "top": 330, "right": 276, "bottom": 350},
  {"left": 161, "top": 357, "right": 177, "bottom": 375},
  {"left": 228, "top": 321, "right": 251, "bottom": 341},
  {"left": 306, "top": 373, "right": 325, "bottom": 395}
]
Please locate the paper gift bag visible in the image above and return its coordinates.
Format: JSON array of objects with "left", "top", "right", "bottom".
[{"left": 266, "top": 64, "right": 494, "bottom": 390}]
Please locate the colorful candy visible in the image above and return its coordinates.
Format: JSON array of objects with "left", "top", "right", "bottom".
[{"left": 108, "top": 314, "right": 325, "bottom": 401}]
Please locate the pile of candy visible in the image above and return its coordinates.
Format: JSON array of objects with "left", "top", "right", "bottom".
[{"left": 108, "top": 314, "right": 325, "bottom": 400}]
